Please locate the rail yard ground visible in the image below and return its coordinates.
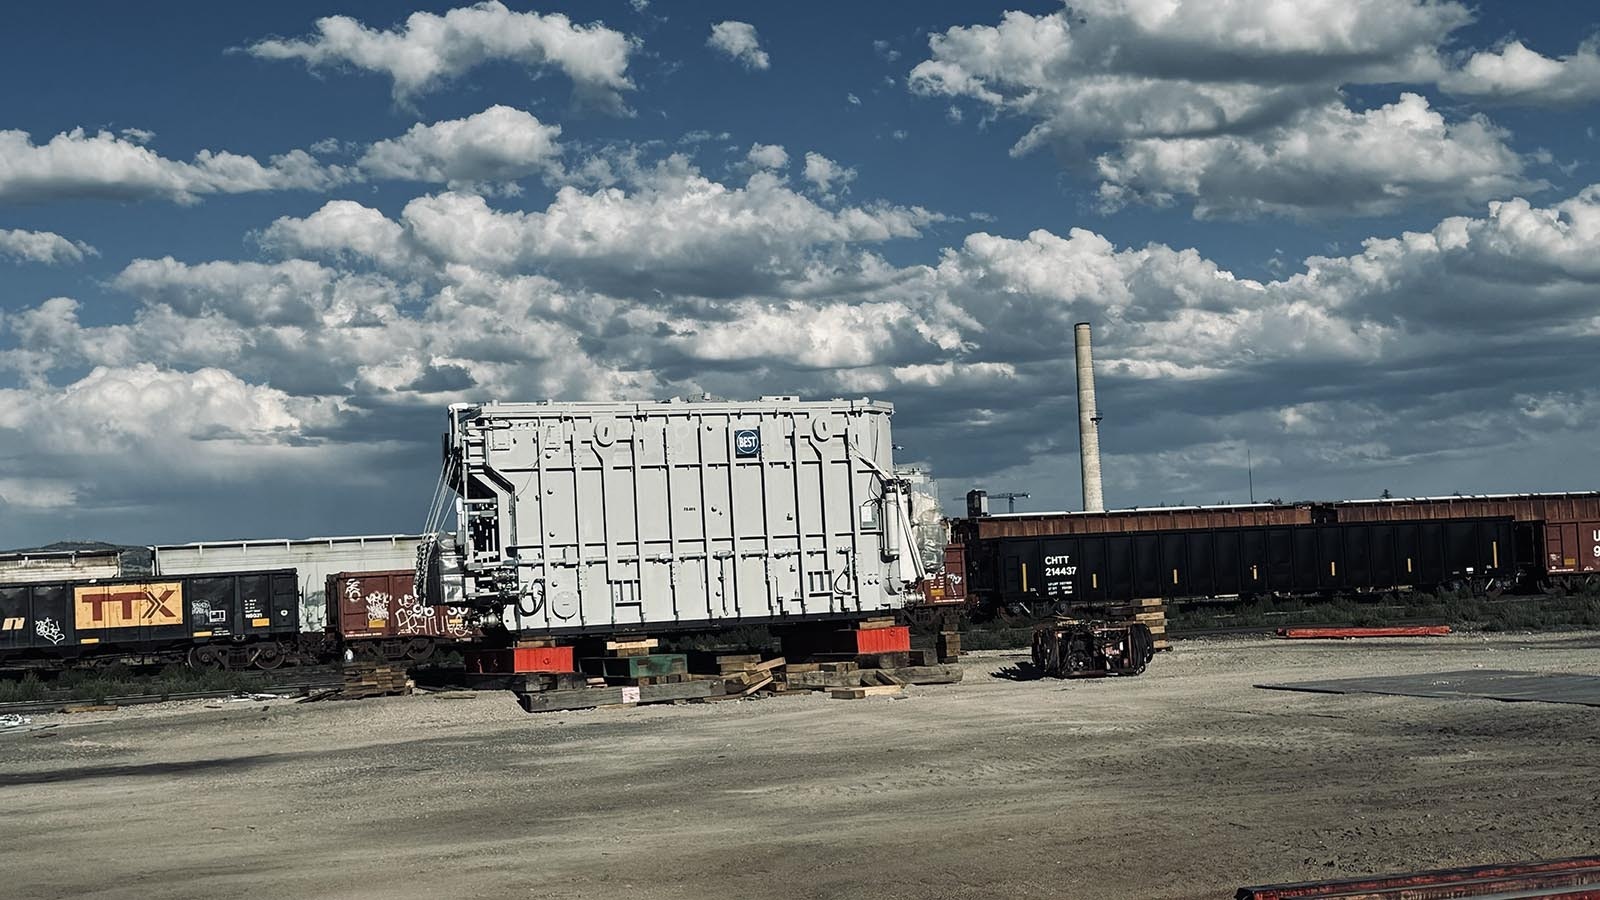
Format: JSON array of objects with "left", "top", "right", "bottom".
[{"left": 4, "top": 634, "right": 1599, "bottom": 900}]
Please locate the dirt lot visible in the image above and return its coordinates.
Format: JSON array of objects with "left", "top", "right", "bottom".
[{"left": 4, "top": 632, "right": 1599, "bottom": 900}]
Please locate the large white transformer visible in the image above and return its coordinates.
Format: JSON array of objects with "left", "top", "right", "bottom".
[{"left": 423, "top": 397, "right": 923, "bottom": 635}]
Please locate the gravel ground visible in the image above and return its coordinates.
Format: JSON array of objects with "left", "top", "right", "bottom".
[{"left": 3, "top": 632, "right": 1599, "bottom": 900}]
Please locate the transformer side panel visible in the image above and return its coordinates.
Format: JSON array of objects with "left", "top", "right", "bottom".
[{"left": 452, "top": 400, "right": 905, "bottom": 634}]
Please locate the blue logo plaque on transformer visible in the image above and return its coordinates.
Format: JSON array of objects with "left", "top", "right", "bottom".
[{"left": 734, "top": 428, "right": 761, "bottom": 458}]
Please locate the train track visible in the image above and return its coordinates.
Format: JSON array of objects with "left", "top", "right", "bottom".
[
  {"left": 1167, "top": 616, "right": 1452, "bottom": 640},
  {"left": 0, "top": 677, "right": 343, "bottom": 717}
]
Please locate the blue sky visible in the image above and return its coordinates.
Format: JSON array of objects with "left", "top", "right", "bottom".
[{"left": 2, "top": 0, "right": 1599, "bottom": 546}]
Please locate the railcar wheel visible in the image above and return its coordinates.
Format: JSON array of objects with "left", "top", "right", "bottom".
[
  {"left": 253, "top": 642, "right": 284, "bottom": 670},
  {"left": 404, "top": 638, "right": 434, "bottom": 661},
  {"left": 188, "top": 646, "right": 224, "bottom": 671}
]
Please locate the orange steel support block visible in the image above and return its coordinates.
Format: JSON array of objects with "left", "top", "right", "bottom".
[
  {"left": 854, "top": 625, "right": 911, "bottom": 654},
  {"left": 464, "top": 646, "right": 576, "bottom": 674}
]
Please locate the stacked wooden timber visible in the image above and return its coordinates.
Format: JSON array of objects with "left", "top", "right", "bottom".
[
  {"left": 705, "top": 654, "right": 788, "bottom": 700},
  {"left": 936, "top": 630, "right": 961, "bottom": 663},
  {"left": 507, "top": 637, "right": 964, "bottom": 713},
  {"left": 516, "top": 678, "right": 724, "bottom": 713},
  {"left": 339, "top": 662, "right": 413, "bottom": 699},
  {"left": 782, "top": 658, "right": 963, "bottom": 693},
  {"left": 831, "top": 668, "right": 907, "bottom": 700},
  {"left": 605, "top": 638, "right": 657, "bottom": 656},
  {"left": 1117, "top": 598, "right": 1169, "bottom": 652}
]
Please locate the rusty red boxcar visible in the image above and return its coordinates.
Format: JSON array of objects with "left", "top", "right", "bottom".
[
  {"left": 326, "top": 569, "right": 474, "bottom": 661},
  {"left": 1333, "top": 493, "right": 1600, "bottom": 576},
  {"left": 952, "top": 502, "right": 1319, "bottom": 542},
  {"left": 918, "top": 544, "right": 968, "bottom": 605}
]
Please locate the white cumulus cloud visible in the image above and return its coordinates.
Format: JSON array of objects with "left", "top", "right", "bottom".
[
  {"left": 0, "top": 127, "right": 347, "bottom": 205},
  {"left": 0, "top": 228, "right": 96, "bottom": 264},
  {"left": 1441, "top": 39, "right": 1600, "bottom": 105},
  {"left": 1095, "top": 94, "right": 1538, "bottom": 218},
  {"left": 358, "top": 105, "right": 562, "bottom": 190},
  {"left": 244, "top": 2, "right": 635, "bottom": 110},
  {"left": 707, "top": 21, "right": 769, "bottom": 70},
  {"left": 745, "top": 143, "right": 789, "bottom": 170},
  {"left": 907, "top": 1, "right": 1577, "bottom": 219},
  {"left": 802, "top": 152, "right": 856, "bottom": 196}
]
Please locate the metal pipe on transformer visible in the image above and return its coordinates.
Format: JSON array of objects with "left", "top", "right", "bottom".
[{"left": 1074, "top": 322, "right": 1105, "bottom": 512}]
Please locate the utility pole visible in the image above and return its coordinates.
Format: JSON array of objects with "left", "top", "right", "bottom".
[{"left": 1247, "top": 447, "right": 1254, "bottom": 503}]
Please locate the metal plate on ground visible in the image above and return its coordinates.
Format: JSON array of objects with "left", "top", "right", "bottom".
[{"left": 1257, "top": 670, "right": 1600, "bottom": 707}]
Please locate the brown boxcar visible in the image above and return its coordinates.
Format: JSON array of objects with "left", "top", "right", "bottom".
[
  {"left": 327, "top": 570, "right": 474, "bottom": 657},
  {"left": 918, "top": 544, "right": 968, "bottom": 605},
  {"left": 952, "top": 502, "right": 1318, "bottom": 542},
  {"left": 1333, "top": 494, "right": 1600, "bottom": 575}
]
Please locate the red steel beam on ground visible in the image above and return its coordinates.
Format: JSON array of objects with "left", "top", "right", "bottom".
[
  {"left": 1237, "top": 856, "right": 1600, "bottom": 898},
  {"left": 1275, "top": 625, "right": 1452, "bottom": 639}
]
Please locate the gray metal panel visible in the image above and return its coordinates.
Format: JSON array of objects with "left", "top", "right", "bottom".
[
  {"left": 152, "top": 535, "right": 423, "bottom": 632},
  {"left": 1258, "top": 669, "right": 1600, "bottom": 707},
  {"left": 444, "top": 397, "right": 916, "bottom": 634}
]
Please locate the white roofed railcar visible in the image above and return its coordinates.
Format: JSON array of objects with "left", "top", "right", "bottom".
[
  {"left": 0, "top": 549, "right": 123, "bottom": 585},
  {"left": 152, "top": 535, "right": 423, "bottom": 632}
]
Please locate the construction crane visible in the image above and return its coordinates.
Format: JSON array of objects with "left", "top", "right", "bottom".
[{"left": 991, "top": 491, "right": 1030, "bottom": 513}]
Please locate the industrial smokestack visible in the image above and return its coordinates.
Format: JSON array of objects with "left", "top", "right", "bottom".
[{"left": 1074, "top": 322, "right": 1105, "bottom": 512}]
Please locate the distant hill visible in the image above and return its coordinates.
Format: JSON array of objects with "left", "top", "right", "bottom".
[{"left": 5, "top": 540, "right": 142, "bottom": 554}]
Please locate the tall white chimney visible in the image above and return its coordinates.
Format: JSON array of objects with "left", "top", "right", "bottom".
[{"left": 1074, "top": 322, "right": 1105, "bottom": 512}]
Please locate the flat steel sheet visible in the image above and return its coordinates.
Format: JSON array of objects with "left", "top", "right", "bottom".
[{"left": 1257, "top": 669, "right": 1600, "bottom": 707}]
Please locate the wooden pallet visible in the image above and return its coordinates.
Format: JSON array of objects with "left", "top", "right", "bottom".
[
  {"left": 604, "top": 638, "right": 659, "bottom": 657},
  {"left": 831, "top": 684, "right": 905, "bottom": 700},
  {"left": 712, "top": 655, "right": 787, "bottom": 699},
  {"left": 515, "top": 678, "right": 722, "bottom": 712},
  {"left": 337, "top": 662, "right": 414, "bottom": 699},
  {"left": 784, "top": 663, "right": 963, "bottom": 692}
]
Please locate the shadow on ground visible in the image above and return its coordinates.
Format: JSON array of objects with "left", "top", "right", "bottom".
[
  {"left": 991, "top": 662, "right": 1044, "bottom": 681},
  {"left": 0, "top": 754, "right": 282, "bottom": 787}
]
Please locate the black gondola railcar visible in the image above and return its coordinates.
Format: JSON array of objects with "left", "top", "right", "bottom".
[
  {"left": 964, "top": 516, "right": 1516, "bottom": 615},
  {"left": 0, "top": 569, "right": 301, "bottom": 669}
]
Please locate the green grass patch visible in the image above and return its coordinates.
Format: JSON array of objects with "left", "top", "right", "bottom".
[
  {"left": 1168, "top": 587, "right": 1600, "bottom": 634},
  {"left": 0, "top": 664, "right": 265, "bottom": 705},
  {"left": 958, "top": 627, "right": 1035, "bottom": 651}
]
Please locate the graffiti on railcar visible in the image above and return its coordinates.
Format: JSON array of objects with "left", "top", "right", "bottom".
[{"left": 35, "top": 617, "right": 65, "bottom": 645}]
